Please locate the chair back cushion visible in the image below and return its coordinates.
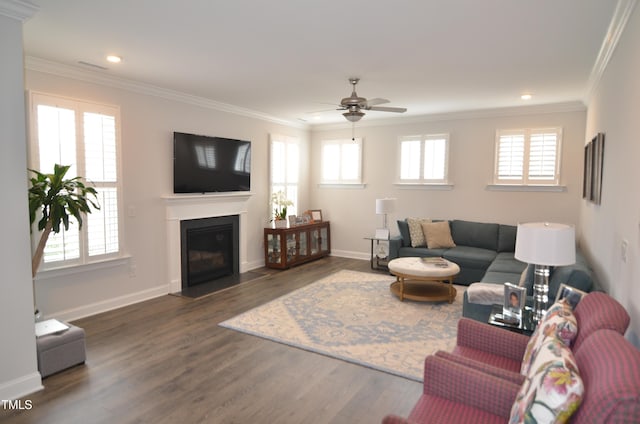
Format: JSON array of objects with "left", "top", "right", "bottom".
[
  {"left": 573, "top": 292, "right": 630, "bottom": 351},
  {"left": 572, "top": 329, "right": 640, "bottom": 423}
]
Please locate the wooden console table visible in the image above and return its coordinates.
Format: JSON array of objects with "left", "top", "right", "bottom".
[{"left": 264, "top": 221, "right": 330, "bottom": 269}]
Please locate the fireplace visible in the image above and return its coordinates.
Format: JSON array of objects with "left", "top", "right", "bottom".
[{"left": 180, "top": 215, "right": 239, "bottom": 290}]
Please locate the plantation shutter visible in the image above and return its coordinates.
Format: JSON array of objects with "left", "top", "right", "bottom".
[
  {"left": 528, "top": 129, "right": 559, "bottom": 182},
  {"left": 496, "top": 132, "right": 525, "bottom": 181}
]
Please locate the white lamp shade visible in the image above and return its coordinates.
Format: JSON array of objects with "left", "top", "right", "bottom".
[
  {"left": 515, "top": 222, "right": 576, "bottom": 266},
  {"left": 375, "top": 198, "right": 395, "bottom": 214}
]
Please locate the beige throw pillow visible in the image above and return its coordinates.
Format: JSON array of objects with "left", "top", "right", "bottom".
[
  {"left": 407, "top": 218, "right": 431, "bottom": 247},
  {"left": 421, "top": 221, "right": 456, "bottom": 249}
]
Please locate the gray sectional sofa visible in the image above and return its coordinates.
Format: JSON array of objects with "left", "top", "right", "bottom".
[{"left": 388, "top": 219, "right": 601, "bottom": 321}]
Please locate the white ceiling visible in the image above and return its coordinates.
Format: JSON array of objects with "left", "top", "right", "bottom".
[{"left": 22, "top": 0, "right": 619, "bottom": 126}]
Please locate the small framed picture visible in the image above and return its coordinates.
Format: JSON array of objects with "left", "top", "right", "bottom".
[
  {"left": 288, "top": 215, "right": 297, "bottom": 227},
  {"left": 504, "top": 283, "right": 526, "bottom": 318},
  {"left": 555, "top": 284, "right": 587, "bottom": 309},
  {"left": 307, "top": 209, "right": 323, "bottom": 222}
]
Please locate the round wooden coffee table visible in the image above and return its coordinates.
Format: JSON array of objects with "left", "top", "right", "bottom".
[{"left": 388, "top": 257, "right": 459, "bottom": 303}]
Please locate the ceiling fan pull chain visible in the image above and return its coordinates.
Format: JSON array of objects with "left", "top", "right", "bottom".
[{"left": 352, "top": 121, "right": 356, "bottom": 141}]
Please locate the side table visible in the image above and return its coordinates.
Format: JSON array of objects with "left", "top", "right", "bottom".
[
  {"left": 364, "top": 237, "right": 390, "bottom": 271},
  {"left": 488, "top": 304, "right": 536, "bottom": 336}
]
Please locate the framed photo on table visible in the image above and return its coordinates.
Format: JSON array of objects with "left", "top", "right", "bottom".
[
  {"left": 503, "top": 283, "right": 526, "bottom": 319},
  {"left": 306, "top": 209, "right": 323, "bottom": 222},
  {"left": 555, "top": 284, "right": 587, "bottom": 309}
]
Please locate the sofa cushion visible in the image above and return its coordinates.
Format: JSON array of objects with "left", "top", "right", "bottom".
[
  {"left": 486, "top": 252, "right": 527, "bottom": 274},
  {"left": 407, "top": 217, "right": 431, "bottom": 247},
  {"left": 443, "top": 246, "right": 497, "bottom": 270},
  {"left": 450, "top": 220, "right": 499, "bottom": 251},
  {"left": 398, "top": 246, "right": 447, "bottom": 258},
  {"left": 510, "top": 337, "right": 583, "bottom": 424},
  {"left": 497, "top": 224, "right": 517, "bottom": 252},
  {"left": 422, "top": 221, "right": 456, "bottom": 249},
  {"left": 521, "top": 301, "right": 579, "bottom": 375},
  {"left": 396, "top": 220, "right": 411, "bottom": 247}
]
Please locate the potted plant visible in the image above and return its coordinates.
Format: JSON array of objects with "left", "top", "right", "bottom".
[
  {"left": 271, "top": 191, "right": 293, "bottom": 229},
  {"left": 29, "top": 164, "right": 100, "bottom": 278}
]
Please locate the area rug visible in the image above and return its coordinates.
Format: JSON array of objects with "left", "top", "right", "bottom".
[{"left": 219, "top": 269, "right": 464, "bottom": 382}]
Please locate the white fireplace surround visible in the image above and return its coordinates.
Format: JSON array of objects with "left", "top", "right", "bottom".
[{"left": 163, "top": 193, "right": 251, "bottom": 293}]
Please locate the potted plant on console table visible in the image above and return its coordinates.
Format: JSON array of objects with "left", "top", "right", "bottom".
[{"left": 271, "top": 190, "right": 293, "bottom": 229}]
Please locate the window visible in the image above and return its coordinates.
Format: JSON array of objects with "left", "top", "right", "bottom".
[
  {"left": 398, "top": 134, "right": 449, "bottom": 184},
  {"left": 270, "top": 134, "right": 299, "bottom": 217},
  {"left": 494, "top": 128, "right": 562, "bottom": 185},
  {"left": 30, "top": 92, "right": 122, "bottom": 269},
  {"left": 320, "top": 138, "right": 363, "bottom": 184}
]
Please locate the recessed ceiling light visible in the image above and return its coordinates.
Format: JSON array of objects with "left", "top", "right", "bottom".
[
  {"left": 521, "top": 93, "right": 532, "bottom": 100},
  {"left": 106, "top": 55, "right": 122, "bottom": 64}
]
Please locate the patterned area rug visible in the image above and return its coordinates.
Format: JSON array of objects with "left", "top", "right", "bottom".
[{"left": 220, "top": 270, "right": 464, "bottom": 382}]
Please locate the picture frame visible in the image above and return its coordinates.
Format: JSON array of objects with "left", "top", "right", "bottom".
[
  {"left": 555, "top": 283, "right": 587, "bottom": 309},
  {"left": 307, "top": 209, "right": 323, "bottom": 222},
  {"left": 582, "top": 132, "right": 605, "bottom": 204},
  {"left": 288, "top": 215, "right": 297, "bottom": 227},
  {"left": 503, "top": 283, "right": 526, "bottom": 318}
]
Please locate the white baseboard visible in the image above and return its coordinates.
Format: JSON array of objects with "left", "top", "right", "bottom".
[
  {"left": 330, "top": 250, "right": 370, "bottom": 261},
  {"left": 48, "top": 285, "right": 169, "bottom": 322},
  {"left": 0, "top": 372, "right": 43, "bottom": 401}
]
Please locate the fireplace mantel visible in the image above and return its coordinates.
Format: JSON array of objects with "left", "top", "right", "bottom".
[{"left": 163, "top": 193, "right": 252, "bottom": 293}]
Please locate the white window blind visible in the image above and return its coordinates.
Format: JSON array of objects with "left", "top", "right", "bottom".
[
  {"left": 398, "top": 134, "right": 449, "bottom": 183},
  {"left": 270, "top": 135, "right": 299, "bottom": 217},
  {"left": 494, "top": 128, "right": 561, "bottom": 185},
  {"left": 320, "top": 138, "right": 363, "bottom": 184},
  {"left": 30, "top": 92, "right": 122, "bottom": 268}
]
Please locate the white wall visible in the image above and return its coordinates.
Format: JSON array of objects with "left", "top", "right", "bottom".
[
  {"left": 582, "top": 4, "right": 640, "bottom": 346},
  {"left": 25, "top": 67, "right": 310, "bottom": 320},
  {"left": 310, "top": 107, "right": 587, "bottom": 258},
  {"left": 0, "top": 9, "right": 43, "bottom": 400}
]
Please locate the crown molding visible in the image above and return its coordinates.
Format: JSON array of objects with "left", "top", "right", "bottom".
[
  {"left": 25, "top": 56, "right": 307, "bottom": 130},
  {"left": 310, "top": 101, "right": 587, "bottom": 132},
  {"left": 584, "top": 0, "right": 637, "bottom": 105},
  {"left": 0, "top": 0, "right": 38, "bottom": 21}
]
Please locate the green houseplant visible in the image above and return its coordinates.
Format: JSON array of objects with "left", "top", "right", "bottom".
[
  {"left": 29, "top": 164, "right": 100, "bottom": 278},
  {"left": 271, "top": 191, "right": 293, "bottom": 228}
]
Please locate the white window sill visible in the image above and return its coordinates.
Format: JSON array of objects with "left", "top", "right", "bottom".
[
  {"left": 318, "top": 183, "right": 367, "bottom": 189},
  {"left": 394, "top": 182, "right": 454, "bottom": 190},
  {"left": 35, "top": 254, "right": 132, "bottom": 281},
  {"left": 486, "top": 184, "right": 567, "bottom": 192}
]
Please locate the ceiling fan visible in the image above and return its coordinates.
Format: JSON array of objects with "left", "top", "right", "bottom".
[{"left": 337, "top": 78, "right": 407, "bottom": 122}]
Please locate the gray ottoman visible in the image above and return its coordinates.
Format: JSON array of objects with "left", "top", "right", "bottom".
[{"left": 36, "top": 323, "right": 86, "bottom": 377}]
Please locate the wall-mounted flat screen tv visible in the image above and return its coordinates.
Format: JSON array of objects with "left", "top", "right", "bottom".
[{"left": 173, "top": 132, "right": 251, "bottom": 194}]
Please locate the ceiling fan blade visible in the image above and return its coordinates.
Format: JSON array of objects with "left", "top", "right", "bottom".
[
  {"left": 368, "top": 106, "right": 407, "bottom": 113},
  {"left": 365, "top": 98, "right": 389, "bottom": 107}
]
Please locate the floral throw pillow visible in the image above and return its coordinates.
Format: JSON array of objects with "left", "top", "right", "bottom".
[
  {"left": 407, "top": 217, "right": 431, "bottom": 247},
  {"left": 521, "top": 301, "right": 578, "bottom": 375},
  {"left": 510, "top": 337, "right": 583, "bottom": 424}
]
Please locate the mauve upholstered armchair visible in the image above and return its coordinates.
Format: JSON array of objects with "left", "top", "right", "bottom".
[
  {"left": 451, "top": 291, "right": 630, "bottom": 373},
  {"left": 382, "top": 329, "right": 640, "bottom": 423}
]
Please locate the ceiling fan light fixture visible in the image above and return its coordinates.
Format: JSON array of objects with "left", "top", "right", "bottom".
[{"left": 343, "top": 111, "right": 364, "bottom": 122}]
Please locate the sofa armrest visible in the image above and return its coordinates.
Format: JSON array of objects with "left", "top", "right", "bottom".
[
  {"left": 434, "top": 351, "right": 526, "bottom": 385},
  {"left": 422, "top": 355, "right": 520, "bottom": 418},
  {"left": 456, "top": 318, "right": 530, "bottom": 362},
  {"left": 389, "top": 236, "right": 403, "bottom": 260}
]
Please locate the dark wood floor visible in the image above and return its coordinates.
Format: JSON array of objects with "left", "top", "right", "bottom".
[{"left": 1, "top": 257, "right": 424, "bottom": 424}]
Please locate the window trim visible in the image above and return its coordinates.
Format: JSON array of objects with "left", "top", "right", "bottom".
[
  {"left": 493, "top": 127, "right": 563, "bottom": 186},
  {"left": 28, "top": 91, "right": 125, "bottom": 272},
  {"left": 397, "top": 133, "right": 450, "bottom": 185}
]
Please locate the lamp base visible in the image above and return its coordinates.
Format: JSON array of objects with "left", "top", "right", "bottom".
[{"left": 532, "top": 264, "right": 551, "bottom": 323}]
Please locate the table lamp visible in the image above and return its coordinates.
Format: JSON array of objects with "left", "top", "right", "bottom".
[
  {"left": 515, "top": 222, "right": 576, "bottom": 323},
  {"left": 375, "top": 198, "right": 396, "bottom": 239}
]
